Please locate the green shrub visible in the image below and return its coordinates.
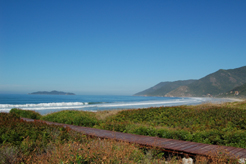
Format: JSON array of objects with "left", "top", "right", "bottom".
[
  {"left": 10, "top": 108, "right": 41, "bottom": 119},
  {"left": 22, "top": 104, "right": 246, "bottom": 149},
  {"left": 105, "top": 106, "right": 246, "bottom": 133},
  {"left": 0, "top": 113, "right": 69, "bottom": 146},
  {"left": 41, "top": 110, "right": 99, "bottom": 127},
  {"left": 0, "top": 112, "right": 168, "bottom": 164},
  {"left": 93, "top": 106, "right": 246, "bottom": 148}
]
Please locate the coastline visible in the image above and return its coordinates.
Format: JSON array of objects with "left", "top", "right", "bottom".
[
  {"left": 1, "top": 95, "right": 244, "bottom": 115},
  {"left": 221, "top": 97, "right": 245, "bottom": 102}
]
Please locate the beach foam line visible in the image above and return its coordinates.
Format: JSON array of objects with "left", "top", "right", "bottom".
[
  {"left": 0, "top": 97, "right": 209, "bottom": 112},
  {"left": 0, "top": 102, "right": 88, "bottom": 111}
]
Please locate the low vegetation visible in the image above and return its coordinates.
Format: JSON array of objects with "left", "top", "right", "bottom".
[
  {"left": 3, "top": 100, "right": 246, "bottom": 163},
  {"left": 0, "top": 112, "right": 169, "bottom": 163},
  {"left": 41, "top": 110, "right": 98, "bottom": 127},
  {"left": 10, "top": 108, "right": 41, "bottom": 119},
  {"left": 39, "top": 100, "right": 246, "bottom": 149}
]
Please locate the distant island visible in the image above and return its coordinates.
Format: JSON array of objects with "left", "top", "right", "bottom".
[{"left": 29, "top": 90, "right": 75, "bottom": 95}]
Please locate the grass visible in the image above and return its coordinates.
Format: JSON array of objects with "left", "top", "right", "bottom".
[
  {"left": 92, "top": 101, "right": 246, "bottom": 148},
  {"left": 0, "top": 112, "right": 171, "bottom": 163},
  {"left": 14, "top": 101, "right": 246, "bottom": 148},
  {"left": 10, "top": 108, "right": 41, "bottom": 119},
  {"left": 27, "top": 140, "right": 159, "bottom": 164},
  {"left": 41, "top": 110, "right": 98, "bottom": 127},
  {"left": 94, "top": 109, "right": 123, "bottom": 121},
  {"left": 4, "top": 100, "right": 246, "bottom": 163}
]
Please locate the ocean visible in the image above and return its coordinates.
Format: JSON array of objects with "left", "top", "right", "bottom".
[{"left": 0, "top": 94, "right": 232, "bottom": 115}]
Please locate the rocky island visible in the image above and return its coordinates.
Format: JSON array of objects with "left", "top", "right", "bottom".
[{"left": 29, "top": 90, "right": 75, "bottom": 95}]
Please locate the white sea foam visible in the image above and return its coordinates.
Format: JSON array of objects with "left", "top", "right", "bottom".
[
  {"left": 0, "top": 97, "right": 212, "bottom": 113},
  {"left": 0, "top": 102, "right": 86, "bottom": 111}
]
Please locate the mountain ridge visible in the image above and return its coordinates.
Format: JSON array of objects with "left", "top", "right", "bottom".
[
  {"left": 218, "top": 82, "right": 246, "bottom": 98},
  {"left": 134, "top": 66, "right": 246, "bottom": 97},
  {"left": 134, "top": 80, "right": 196, "bottom": 96}
]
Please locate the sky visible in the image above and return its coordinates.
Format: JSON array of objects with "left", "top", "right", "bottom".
[{"left": 0, "top": 0, "right": 246, "bottom": 95}]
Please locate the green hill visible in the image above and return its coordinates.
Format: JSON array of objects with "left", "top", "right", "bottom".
[
  {"left": 180, "top": 66, "right": 246, "bottom": 97},
  {"left": 231, "top": 83, "right": 246, "bottom": 96},
  {"left": 135, "top": 66, "right": 246, "bottom": 97},
  {"left": 134, "top": 80, "right": 196, "bottom": 96},
  {"left": 219, "top": 83, "right": 246, "bottom": 98}
]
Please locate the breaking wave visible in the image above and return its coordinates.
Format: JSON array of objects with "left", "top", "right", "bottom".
[
  {"left": 0, "top": 102, "right": 89, "bottom": 111},
  {"left": 0, "top": 97, "right": 209, "bottom": 113}
]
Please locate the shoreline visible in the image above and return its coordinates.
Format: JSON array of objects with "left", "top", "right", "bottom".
[
  {"left": 220, "top": 97, "right": 245, "bottom": 102},
  {"left": 1, "top": 96, "right": 245, "bottom": 115}
]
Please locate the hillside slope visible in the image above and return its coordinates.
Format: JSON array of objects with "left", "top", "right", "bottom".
[
  {"left": 231, "top": 83, "right": 246, "bottom": 96},
  {"left": 134, "top": 80, "right": 196, "bottom": 96},
  {"left": 219, "top": 83, "right": 246, "bottom": 97},
  {"left": 135, "top": 66, "right": 246, "bottom": 97}
]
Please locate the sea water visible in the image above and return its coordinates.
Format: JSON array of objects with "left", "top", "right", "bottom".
[{"left": 0, "top": 94, "right": 231, "bottom": 115}]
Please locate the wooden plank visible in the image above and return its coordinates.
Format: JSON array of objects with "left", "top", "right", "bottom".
[
  {"left": 235, "top": 149, "right": 246, "bottom": 158},
  {"left": 179, "top": 143, "right": 207, "bottom": 152},
  {"left": 229, "top": 148, "right": 246, "bottom": 158},
  {"left": 196, "top": 145, "right": 220, "bottom": 155},
  {"left": 181, "top": 144, "right": 212, "bottom": 154},
  {"left": 21, "top": 118, "right": 246, "bottom": 158},
  {"left": 169, "top": 141, "right": 193, "bottom": 149},
  {"left": 163, "top": 140, "right": 190, "bottom": 150}
]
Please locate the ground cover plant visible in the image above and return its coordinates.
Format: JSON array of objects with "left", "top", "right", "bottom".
[
  {"left": 41, "top": 110, "right": 99, "bottom": 127},
  {"left": 0, "top": 112, "right": 75, "bottom": 163},
  {"left": 97, "top": 104, "right": 246, "bottom": 148},
  {"left": 4, "top": 101, "right": 245, "bottom": 163},
  {"left": 10, "top": 108, "right": 41, "bottom": 119},
  {"left": 37, "top": 101, "right": 246, "bottom": 149},
  {"left": 0, "top": 112, "right": 172, "bottom": 163}
]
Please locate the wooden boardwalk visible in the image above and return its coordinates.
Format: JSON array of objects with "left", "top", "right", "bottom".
[{"left": 21, "top": 118, "right": 246, "bottom": 159}]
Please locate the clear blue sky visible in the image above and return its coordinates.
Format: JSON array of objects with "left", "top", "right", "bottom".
[{"left": 1, "top": 0, "right": 246, "bottom": 95}]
